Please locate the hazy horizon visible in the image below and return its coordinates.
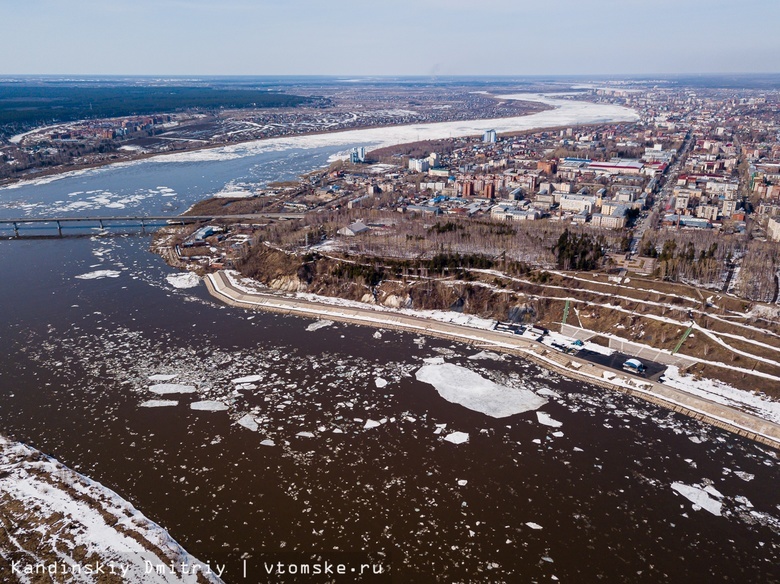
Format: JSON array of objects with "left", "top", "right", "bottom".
[{"left": 4, "top": 0, "right": 779, "bottom": 77}]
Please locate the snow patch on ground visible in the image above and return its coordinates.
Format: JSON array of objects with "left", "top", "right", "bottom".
[
  {"left": 0, "top": 435, "right": 223, "bottom": 583},
  {"left": 306, "top": 319, "right": 334, "bottom": 332},
  {"left": 415, "top": 363, "right": 547, "bottom": 418},
  {"left": 663, "top": 365, "right": 780, "bottom": 424}
]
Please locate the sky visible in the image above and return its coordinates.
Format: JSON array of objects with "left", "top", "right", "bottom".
[{"left": 2, "top": 0, "right": 779, "bottom": 76}]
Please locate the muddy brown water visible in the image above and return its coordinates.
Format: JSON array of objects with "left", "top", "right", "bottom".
[{"left": 0, "top": 235, "right": 777, "bottom": 583}]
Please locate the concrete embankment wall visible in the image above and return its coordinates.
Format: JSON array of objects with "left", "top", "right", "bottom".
[{"left": 204, "top": 271, "right": 780, "bottom": 451}]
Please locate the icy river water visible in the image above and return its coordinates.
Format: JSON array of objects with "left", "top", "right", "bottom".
[{"left": 0, "top": 96, "right": 778, "bottom": 582}]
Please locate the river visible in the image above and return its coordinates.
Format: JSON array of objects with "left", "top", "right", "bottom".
[{"left": 0, "top": 95, "right": 777, "bottom": 582}]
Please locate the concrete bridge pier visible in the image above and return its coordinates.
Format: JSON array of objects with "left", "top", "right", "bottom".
[
  {"left": 12, "top": 222, "right": 18, "bottom": 237},
  {"left": 56, "top": 220, "right": 62, "bottom": 236}
]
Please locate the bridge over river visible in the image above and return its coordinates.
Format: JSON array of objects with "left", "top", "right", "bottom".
[{"left": 0, "top": 213, "right": 306, "bottom": 236}]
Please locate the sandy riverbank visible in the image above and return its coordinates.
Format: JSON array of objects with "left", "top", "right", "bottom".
[{"left": 203, "top": 270, "right": 780, "bottom": 451}]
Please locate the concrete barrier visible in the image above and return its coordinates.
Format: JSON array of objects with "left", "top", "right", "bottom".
[
  {"left": 560, "top": 324, "right": 598, "bottom": 341},
  {"left": 608, "top": 337, "right": 696, "bottom": 368}
]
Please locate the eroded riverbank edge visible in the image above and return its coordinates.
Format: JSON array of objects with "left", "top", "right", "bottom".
[
  {"left": 204, "top": 270, "right": 780, "bottom": 451},
  {"left": 0, "top": 435, "right": 224, "bottom": 583}
]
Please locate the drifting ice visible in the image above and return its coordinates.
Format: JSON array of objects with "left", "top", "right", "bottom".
[{"left": 415, "top": 363, "right": 547, "bottom": 418}]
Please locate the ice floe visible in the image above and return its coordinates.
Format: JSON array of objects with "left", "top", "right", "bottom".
[
  {"left": 139, "top": 400, "right": 178, "bottom": 408},
  {"left": 190, "top": 401, "right": 230, "bottom": 412},
  {"left": 166, "top": 272, "right": 201, "bottom": 289},
  {"left": 236, "top": 414, "right": 258, "bottom": 431},
  {"left": 306, "top": 319, "right": 334, "bottom": 332},
  {"left": 232, "top": 374, "right": 263, "bottom": 384},
  {"left": 75, "top": 270, "right": 121, "bottom": 280},
  {"left": 415, "top": 363, "right": 547, "bottom": 418},
  {"left": 537, "top": 411, "right": 563, "bottom": 428},
  {"left": 444, "top": 431, "right": 470, "bottom": 444},
  {"left": 149, "top": 383, "right": 197, "bottom": 395},
  {"left": 467, "top": 350, "right": 504, "bottom": 361},
  {"left": 671, "top": 482, "right": 723, "bottom": 516}
]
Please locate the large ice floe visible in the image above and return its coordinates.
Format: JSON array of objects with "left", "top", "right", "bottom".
[
  {"left": 166, "top": 272, "right": 201, "bottom": 289},
  {"left": 75, "top": 269, "right": 122, "bottom": 280},
  {"left": 415, "top": 363, "right": 547, "bottom": 418},
  {"left": 671, "top": 482, "right": 723, "bottom": 516},
  {"left": 149, "top": 383, "right": 197, "bottom": 395}
]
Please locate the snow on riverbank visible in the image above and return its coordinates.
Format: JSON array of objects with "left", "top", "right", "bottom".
[
  {"left": 143, "top": 93, "right": 638, "bottom": 166},
  {"left": 662, "top": 366, "right": 780, "bottom": 425},
  {"left": 415, "top": 363, "right": 547, "bottom": 418},
  {"left": 0, "top": 435, "right": 223, "bottom": 583},
  {"left": 223, "top": 269, "right": 497, "bottom": 331},
  {"left": 1, "top": 93, "right": 637, "bottom": 192}
]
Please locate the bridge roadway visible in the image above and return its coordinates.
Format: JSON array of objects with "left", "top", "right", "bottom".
[
  {"left": 204, "top": 270, "right": 780, "bottom": 451},
  {"left": 0, "top": 213, "right": 306, "bottom": 235}
]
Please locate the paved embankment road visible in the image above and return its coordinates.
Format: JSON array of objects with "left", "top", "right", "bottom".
[{"left": 204, "top": 270, "right": 780, "bottom": 451}]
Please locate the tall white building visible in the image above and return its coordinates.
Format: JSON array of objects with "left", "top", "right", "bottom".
[
  {"left": 560, "top": 193, "right": 596, "bottom": 214},
  {"left": 409, "top": 158, "right": 429, "bottom": 173},
  {"left": 483, "top": 129, "right": 497, "bottom": 143},
  {"left": 768, "top": 217, "right": 780, "bottom": 242}
]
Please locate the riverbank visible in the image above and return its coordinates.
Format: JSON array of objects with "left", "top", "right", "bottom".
[
  {"left": 1, "top": 92, "right": 638, "bottom": 191},
  {"left": 0, "top": 99, "right": 553, "bottom": 190},
  {"left": 204, "top": 270, "right": 780, "bottom": 451},
  {"left": 0, "top": 435, "right": 224, "bottom": 583}
]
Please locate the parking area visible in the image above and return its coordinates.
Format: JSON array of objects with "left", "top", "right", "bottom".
[{"left": 574, "top": 347, "right": 667, "bottom": 380}]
